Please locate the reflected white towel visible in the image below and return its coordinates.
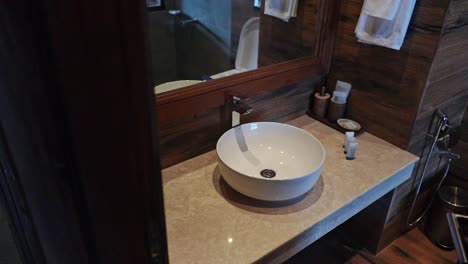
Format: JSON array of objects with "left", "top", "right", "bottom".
[
  {"left": 355, "top": 0, "right": 416, "bottom": 50},
  {"left": 264, "top": 0, "right": 298, "bottom": 22},
  {"left": 291, "top": 0, "right": 298, "bottom": 17},
  {"left": 363, "top": 0, "right": 401, "bottom": 20}
]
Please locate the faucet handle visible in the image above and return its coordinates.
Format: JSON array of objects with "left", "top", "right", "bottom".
[
  {"left": 232, "top": 94, "right": 250, "bottom": 103},
  {"left": 222, "top": 93, "right": 253, "bottom": 128}
]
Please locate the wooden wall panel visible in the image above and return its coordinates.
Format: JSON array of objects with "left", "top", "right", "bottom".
[
  {"left": 383, "top": 0, "right": 468, "bottom": 252},
  {"left": 327, "top": 0, "right": 448, "bottom": 149},
  {"left": 158, "top": 106, "right": 222, "bottom": 169},
  {"left": 389, "top": 0, "right": 468, "bottom": 220},
  {"left": 413, "top": 0, "right": 468, "bottom": 139},
  {"left": 158, "top": 78, "right": 320, "bottom": 168},
  {"left": 326, "top": 0, "right": 456, "bottom": 253},
  {"left": 462, "top": 110, "right": 468, "bottom": 143},
  {"left": 448, "top": 109, "right": 468, "bottom": 188},
  {"left": 409, "top": 93, "right": 468, "bottom": 146}
]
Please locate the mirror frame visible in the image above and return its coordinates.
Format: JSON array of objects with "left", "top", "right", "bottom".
[{"left": 155, "top": 0, "right": 340, "bottom": 125}]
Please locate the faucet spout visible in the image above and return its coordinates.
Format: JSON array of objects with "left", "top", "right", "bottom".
[{"left": 230, "top": 94, "right": 253, "bottom": 127}]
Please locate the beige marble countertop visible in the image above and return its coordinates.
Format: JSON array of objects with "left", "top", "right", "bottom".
[{"left": 162, "top": 115, "right": 418, "bottom": 264}]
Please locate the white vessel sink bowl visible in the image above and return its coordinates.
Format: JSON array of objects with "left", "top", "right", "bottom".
[{"left": 216, "top": 122, "right": 326, "bottom": 201}]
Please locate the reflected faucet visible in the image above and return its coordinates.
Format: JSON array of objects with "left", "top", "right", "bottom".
[
  {"left": 229, "top": 94, "right": 253, "bottom": 127},
  {"left": 168, "top": 10, "right": 181, "bottom": 16},
  {"left": 232, "top": 95, "right": 253, "bottom": 115}
]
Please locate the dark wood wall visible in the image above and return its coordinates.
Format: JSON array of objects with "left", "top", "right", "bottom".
[
  {"left": 455, "top": 110, "right": 468, "bottom": 174},
  {"left": 382, "top": 0, "right": 468, "bottom": 247},
  {"left": 410, "top": 0, "right": 468, "bottom": 148},
  {"left": 158, "top": 78, "right": 321, "bottom": 168},
  {"left": 327, "top": 0, "right": 449, "bottom": 149},
  {"left": 448, "top": 109, "right": 468, "bottom": 189},
  {"left": 327, "top": 0, "right": 468, "bottom": 252}
]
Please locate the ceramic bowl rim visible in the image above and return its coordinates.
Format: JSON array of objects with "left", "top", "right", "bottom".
[{"left": 216, "top": 122, "right": 326, "bottom": 182}]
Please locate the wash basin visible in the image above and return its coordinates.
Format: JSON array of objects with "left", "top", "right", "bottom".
[{"left": 216, "top": 122, "right": 325, "bottom": 201}]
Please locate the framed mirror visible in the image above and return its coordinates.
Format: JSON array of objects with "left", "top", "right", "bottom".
[
  {"left": 149, "top": 0, "right": 340, "bottom": 168},
  {"left": 148, "top": 0, "right": 340, "bottom": 114}
]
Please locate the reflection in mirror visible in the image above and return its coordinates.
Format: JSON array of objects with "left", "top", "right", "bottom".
[
  {"left": 146, "top": 0, "right": 164, "bottom": 10},
  {"left": 148, "top": 0, "right": 319, "bottom": 94}
]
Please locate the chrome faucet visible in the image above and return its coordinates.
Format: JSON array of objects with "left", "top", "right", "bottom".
[
  {"left": 231, "top": 95, "right": 253, "bottom": 127},
  {"left": 232, "top": 95, "right": 253, "bottom": 115}
]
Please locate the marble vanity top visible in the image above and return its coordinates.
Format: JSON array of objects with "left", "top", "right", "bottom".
[{"left": 162, "top": 115, "right": 418, "bottom": 264}]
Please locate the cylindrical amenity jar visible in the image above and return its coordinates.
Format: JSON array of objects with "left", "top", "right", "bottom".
[
  {"left": 312, "top": 92, "right": 331, "bottom": 118},
  {"left": 327, "top": 98, "right": 346, "bottom": 122}
]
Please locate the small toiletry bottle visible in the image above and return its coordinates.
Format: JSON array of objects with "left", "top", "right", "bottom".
[
  {"left": 344, "top": 136, "right": 356, "bottom": 154},
  {"left": 344, "top": 131, "right": 355, "bottom": 148},
  {"left": 346, "top": 142, "right": 358, "bottom": 160},
  {"left": 312, "top": 87, "right": 331, "bottom": 118}
]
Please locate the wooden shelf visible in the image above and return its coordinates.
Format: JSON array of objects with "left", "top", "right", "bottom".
[{"left": 306, "top": 111, "right": 364, "bottom": 135}]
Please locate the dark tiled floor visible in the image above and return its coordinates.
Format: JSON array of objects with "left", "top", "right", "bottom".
[
  {"left": 0, "top": 199, "right": 22, "bottom": 264},
  {"left": 287, "top": 228, "right": 457, "bottom": 264}
]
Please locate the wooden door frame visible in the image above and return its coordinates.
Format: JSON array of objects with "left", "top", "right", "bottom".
[
  {"left": 1, "top": 0, "right": 93, "bottom": 263},
  {"left": 42, "top": 0, "right": 169, "bottom": 262},
  {"left": 2, "top": 0, "right": 168, "bottom": 263}
]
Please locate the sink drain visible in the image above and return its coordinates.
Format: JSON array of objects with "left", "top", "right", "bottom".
[{"left": 260, "top": 169, "right": 276, "bottom": 178}]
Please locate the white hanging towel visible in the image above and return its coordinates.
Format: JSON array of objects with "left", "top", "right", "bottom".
[
  {"left": 355, "top": 0, "right": 416, "bottom": 50},
  {"left": 264, "top": 0, "right": 298, "bottom": 22}
]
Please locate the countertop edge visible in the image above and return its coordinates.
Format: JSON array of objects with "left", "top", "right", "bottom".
[{"left": 257, "top": 162, "right": 417, "bottom": 264}]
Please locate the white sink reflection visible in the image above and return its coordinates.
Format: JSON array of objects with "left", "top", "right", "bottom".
[{"left": 154, "top": 80, "right": 203, "bottom": 94}]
